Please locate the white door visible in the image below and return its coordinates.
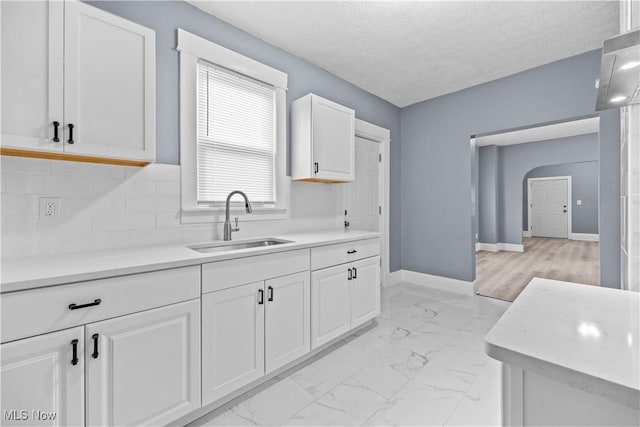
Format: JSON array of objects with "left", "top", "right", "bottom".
[
  {"left": 311, "top": 265, "right": 351, "bottom": 349},
  {"left": 85, "top": 300, "right": 201, "bottom": 427},
  {"left": 345, "top": 137, "right": 380, "bottom": 231},
  {"left": 1, "top": 0, "right": 64, "bottom": 152},
  {"left": 202, "top": 282, "right": 265, "bottom": 405},
  {"left": 1, "top": 327, "right": 84, "bottom": 427},
  {"left": 312, "top": 96, "right": 355, "bottom": 181},
  {"left": 350, "top": 256, "right": 381, "bottom": 328},
  {"left": 265, "top": 272, "right": 311, "bottom": 373},
  {"left": 531, "top": 179, "right": 569, "bottom": 238},
  {"left": 63, "top": 1, "right": 155, "bottom": 160}
]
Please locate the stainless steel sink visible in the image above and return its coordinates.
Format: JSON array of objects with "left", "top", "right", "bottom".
[{"left": 188, "top": 238, "right": 293, "bottom": 254}]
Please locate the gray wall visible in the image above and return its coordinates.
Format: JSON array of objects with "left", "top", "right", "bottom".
[
  {"left": 523, "top": 161, "right": 599, "bottom": 234},
  {"left": 400, "top": 49, "right": 620, "bottom": 287},
  {"left": 478, "top": 145, "right": 499, "bottom": 244},
  {"left": 88, "top": 1, "right": 403, "bottom": 271}
]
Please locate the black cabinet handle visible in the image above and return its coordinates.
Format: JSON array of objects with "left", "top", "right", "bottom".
[
  {"left": 353, "top": 267, "right": 357, "bottom": 279},
  {"left": 67, "top": 123, "right": 75, "bottom": 144},
  {"left": 53, "top": 121, "right": 60, "bottom": 142},
  {"left": 314, "top": 162, "right": 319, "bottom": 174},
  {"left": 68, "top": 299, "right": 101, "bottom": 310},
  {"left": 347, "top": 249, "right": 357, "bottom": 254},
  {"left": 348, "top": 268, "right": 353, "bottom": 280},
  {"left": 258, "top": 289, "right": 264, "bottom": 305},
  {"left": 91, "top": 334, "right": 99, "bottom": 359},
  {"left": 268, "top": 286, "right": 274, "bottom": 302},
  {"left": 71, "top": 339, "right": 79, "bottom": 366}
]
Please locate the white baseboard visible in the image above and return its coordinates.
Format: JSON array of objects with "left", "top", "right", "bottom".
[
  {"left": 387, "top": 270, "right": 403, "bottom": 287},
  {"left": 476, "top": 243, "right": 498, "bottom": 252},
  {"left": 569, "top": 233, "right": 599, "bottom": 242},
  {"left": 497, "top": 243, "right": 524, "bottom": 252},
  {"left": 476, "top": 242, "right": 524, "bottom": 252},
  {"left": 523, "top": 231, "right": 532, "bottom": 237},
  {"left": 400, "top": 270, "right": 476, "bottom": 296}
]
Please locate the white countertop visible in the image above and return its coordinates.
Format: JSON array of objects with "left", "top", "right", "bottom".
[
  {"left": 485, "top": 278, "right": 640, "bottom": 409},
  {"left": 0, "top": 230, "right": 380, "bottom": 293}
]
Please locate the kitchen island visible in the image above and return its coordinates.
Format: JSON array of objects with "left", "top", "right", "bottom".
[{"left": 485, "top": 278, "right": 639, "bottom": 426}]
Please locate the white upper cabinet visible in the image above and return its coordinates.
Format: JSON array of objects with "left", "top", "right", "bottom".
[
  {"left": 291, "top": 94, "right": 355, "bottom": 182},
  {"left": 1, "top": 0, "right": 155, "bottom": 162},
  {"left": 1, "top": 1, "right": 64, "bottom": 152}
]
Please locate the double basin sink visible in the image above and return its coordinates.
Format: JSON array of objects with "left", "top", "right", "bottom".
[{"left": 188, "top": 238, "right": 293, "bottom": 254}]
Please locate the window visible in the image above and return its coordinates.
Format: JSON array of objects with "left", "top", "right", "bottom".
[{"left": 177, "top": 29, "right": 289, "bottom": 223}]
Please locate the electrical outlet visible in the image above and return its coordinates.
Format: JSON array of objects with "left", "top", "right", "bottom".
[{"left": 39, "top": 197, "right": 60, "bottom": 220}]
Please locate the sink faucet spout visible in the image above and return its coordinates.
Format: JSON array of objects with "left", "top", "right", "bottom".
[{"left": 224, "top": 191, "right": 253, "bottom": 241}]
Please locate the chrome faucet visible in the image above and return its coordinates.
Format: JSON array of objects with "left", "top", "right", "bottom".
[{"left": 223, "top": 191, "right": 253, "bottom": 241}]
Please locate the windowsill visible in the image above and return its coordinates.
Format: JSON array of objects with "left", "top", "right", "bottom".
[{"left": 181, "top": 206, "right": 288, "bottom": 224}]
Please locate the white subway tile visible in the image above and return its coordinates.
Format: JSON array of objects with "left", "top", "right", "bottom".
[
  {"left": 1, "top": 156, "right": 51, "bottom": 174},
  {"left": 156, "top": 212, "right": 181, "bottom": 228},
  {"left": 181, "top": 225, "right": 217, "bottom": 244},
  {"left": 93, "top": 212, "right": 156, "bottom": 232},
  {"left": 1, "top": 194, "right": 39, "bottom": 215},
  {"left": 120, "top": 178, "right": 156, "bottom": 195},
  {"left": 6, "top": 172, "right": 50, "bottom": 194},
  {"left": 51, "top": 230, "right": 128, "bottom": 254},
  {"left": 3, "top": 215, "right": 40, "bottom": 236},
  {"left": 156, "top": 180, "right": 180, "bottom": 196},
  {"left": 127, "top": 228, "right": 182, "bottom": 247},
  {"left": 125, "top": 195, "right": 180, "bottom": 213},
  {"left": 1, "top": 172, "right": 7, "bottom": 194},
  {"left": 92, "top": 178, "right": 126, "bottom": 194},
  {"left": 46, "top": 175, "right": 93, "bottom": 195},
  {"left": 125, "top": 163, "right": 180, "bottom": 181},
  {"left": 51, "top": 160, "right": 125, "bottom": 178},
  {"left": 1, "top": 233, "right": 52, "bottom": 258}
]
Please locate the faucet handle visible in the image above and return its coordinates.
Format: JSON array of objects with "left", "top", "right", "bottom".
[{"left": 234, "top": 216, "right": 239, "bottom": 232}]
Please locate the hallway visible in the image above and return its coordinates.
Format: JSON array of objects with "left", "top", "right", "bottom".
[{"left": 476, "top": 237, "right": 599, "bottom": 301}]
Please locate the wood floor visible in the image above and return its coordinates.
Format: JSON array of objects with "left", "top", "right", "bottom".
[{"left": 476, "top": 237, "right": 599, "bottom": 302}]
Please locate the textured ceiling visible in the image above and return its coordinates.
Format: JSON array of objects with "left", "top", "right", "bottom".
[{"left": 187, "top": 1, "right": 619, "bottom": 107}]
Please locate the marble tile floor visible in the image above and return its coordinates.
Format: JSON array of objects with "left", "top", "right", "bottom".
[{"left": 189, "top": 282, "right": 511, "bottom": 427}]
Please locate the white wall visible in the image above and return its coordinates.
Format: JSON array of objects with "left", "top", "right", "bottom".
[{"left": 0, "top": 156, "right": 343, "bottom": 258}]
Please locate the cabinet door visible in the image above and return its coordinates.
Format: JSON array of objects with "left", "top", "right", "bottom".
[
  {"left": 350, "top": 256, "right": 381, "bottom": 328},
  {"left": 63, "top": 1, "right": 155, "bottom": 161},
  {"left": 202, "top": 282, "right": 265, "bottom": 406},
  {"left": 312, "top": 95, "right": 355, "bottom": 181},
  {"left": 1, "top": 0, "right": 64, "bottom": 152},
  {"left": 311, "top": 265, "right": 351, "bottom": 349},
  {"left": 1, "top": 327, "right": 84, "bottom": 427},
  {"left": 85, "top": 300, "right": 200, "bottom": 427},
  {"left": 265, "top": 272, "right": 311, "bottom": 374}
]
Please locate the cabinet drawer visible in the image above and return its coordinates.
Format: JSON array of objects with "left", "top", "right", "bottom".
[
  {"left": 311, "top": 238, "right": 380, "bottom": 271},
  {"left": 202, "top": 249, "right": 310, "bottom": 294},
  {"left": 1, "top": 266, "right": 200, "bottom": 343}
]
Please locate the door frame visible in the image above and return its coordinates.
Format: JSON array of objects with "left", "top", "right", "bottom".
[
  {"left": 527, "top": 175, "right": 572, "bottom": 238},
  {"left": 354, "top": 119, "right": 390, "bottom": 287}
]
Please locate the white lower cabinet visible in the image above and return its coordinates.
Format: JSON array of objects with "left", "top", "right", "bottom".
[
  {"left": 350, "top": 257, "right": 381, "bottom": 328},
  {"left": 265, "top": 272, "right": 311, "bottom": 373},
  {"left": 202, "top": 271, "right": 310, "bottom": 406},
  {"left": 311, "top": 265, "right": 352, "bottom": 348},
  {"left": 1, "top": 327, "right": 85, "bottom": 427},
  {"left": 86, "top": 300, "right": 201, "bottom": 427},
  {"left": 202, "top": 281, "right": 265, "bottom": 405},
  {"left": 311, "top": 255, "right": 381, "bottom": 349}
]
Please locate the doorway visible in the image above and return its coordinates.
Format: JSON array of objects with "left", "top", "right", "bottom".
[{"left": 528, "top": 176, "right": 570, "bottom": 239}]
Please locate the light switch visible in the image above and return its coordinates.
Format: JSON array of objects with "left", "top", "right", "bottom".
[{"left": 576, "top": 200, "right": 582, "bottom": 206}]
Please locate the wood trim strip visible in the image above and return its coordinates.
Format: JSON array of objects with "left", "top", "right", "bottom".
[{"left": 0, "top": 148, "right": 150, "bottom": 168}]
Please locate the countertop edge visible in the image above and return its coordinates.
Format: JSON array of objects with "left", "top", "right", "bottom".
[
  {"left": 485, "top": 338, "right": 640, "bottom": 410},
  {"left": 1, "top": 231, "right": 381, "bottom": 293}
]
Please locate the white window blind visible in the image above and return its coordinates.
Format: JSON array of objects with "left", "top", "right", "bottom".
[{"left": 197, "top": 61, "right": 276, "bottom": 204}]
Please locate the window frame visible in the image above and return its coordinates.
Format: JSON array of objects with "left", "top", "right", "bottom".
[{"left": 177, "top": 29, "right": 289, "bottom": 224}]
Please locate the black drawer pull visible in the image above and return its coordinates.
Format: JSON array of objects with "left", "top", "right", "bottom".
[
  {"left": 68, "top": 299, "right": 101, "bottom": 310},
  {"left": 314, "top": 162, "right": 319, "bottom": 174},
  {"left": 71, "top": 339, "right": 79, "bottom": 366},
  {"left": 258, "top": 289, "right": 264, "bottom": 305},
  {"left": 347, "top": 249, "right": 357, "bottom": 254},
  {"left": 53, "top": 121, "right": 60, "bottom": 142},
  {"left": 268, "top": 286, "right": 274, "bottom": 302},
  {"left": 348, "top": 268, "right": 353, "bottom": 280},
  {"left": 67, "top": 123, "right": 75, "bottom": 144},
  {"left": 92, "top": 334, "right": 99, "bottom": 359},
  {"left": 353, "top": 267, "right": 357, "bottom": 279}
]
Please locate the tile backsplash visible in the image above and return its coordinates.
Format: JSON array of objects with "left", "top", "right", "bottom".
[{"left": 1, "top": 156, "right": 343, "bottom": 258}]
